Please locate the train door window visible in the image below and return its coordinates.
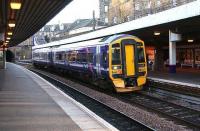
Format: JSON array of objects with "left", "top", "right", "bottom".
[
  {"left": 137, "top": 47, "right": 145, "bottom": 63},
  {"left": 82, "top": 53, "right": 87, "bottom": 63},
  {"left": 58, "top": 54, "right": 61, "bottom": 61},
  {"left": 102, "top": 52, "right": 107, "bottom": 64},
  {"left": 112, "top": 43, "right": 121, "bottom": 65},
  {"left": 48, "top": 52, "right": 51, "bottom": 61}
]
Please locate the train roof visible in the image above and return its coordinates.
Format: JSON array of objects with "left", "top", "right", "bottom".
[{"left": 33, "top": 34, "right": 134, "bottom": 50}]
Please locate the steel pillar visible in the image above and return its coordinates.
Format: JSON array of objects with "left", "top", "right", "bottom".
[{"left": 169, "top": 30, "right": 179, "bottom": 73}]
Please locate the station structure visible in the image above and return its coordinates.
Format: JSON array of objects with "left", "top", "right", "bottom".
[
  {"left": 30, "top": 0, "right": 200, "bottom": 74},
  {"left": 0, "top": 0, "right": 200, "bottom": 130}
]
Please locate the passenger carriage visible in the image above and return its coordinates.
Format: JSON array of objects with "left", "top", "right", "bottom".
[{"left": 33, "top": 34, "right": 147, "bottom": 92}]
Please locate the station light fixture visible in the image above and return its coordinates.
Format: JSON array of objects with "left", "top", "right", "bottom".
[
  {"left": 6, "top": 41, "right": 9, "bottom": 43},
  {"left": 154, "top": 32, "right": 160, "bottom": 36},
  {"left": 8, "top": 23, "right": 15, "bottom": 28},
  {"left": 10, "top": 2, "right": 22, "bottom": 10},
  {"left": 6, "top": 37, "right": 11, "bottom": 40},
  {"left": 7, "top": 32, "right": 13, "bottom": 35},
  {"left": 188, "top": 39, "right": 194, "bottom": 43}
]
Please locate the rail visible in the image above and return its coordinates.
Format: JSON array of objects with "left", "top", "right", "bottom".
[{"left": 32, "top": 69, "right": 154, "bottom": 131}]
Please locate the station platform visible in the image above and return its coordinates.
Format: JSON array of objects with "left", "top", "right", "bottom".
[
  {"left": 148, "top": 70, "right": 200, "bottom": 88},
  {"left": 0, "top": 63, "right": 117, "bottom": 131}
]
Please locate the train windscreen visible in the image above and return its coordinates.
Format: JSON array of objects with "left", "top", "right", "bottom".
[
  {"left": 138, "top": 47, "right": 145, "bottom": 63},
  {"left": 112, "top": 43, "right": 121, "bottom": 65}
]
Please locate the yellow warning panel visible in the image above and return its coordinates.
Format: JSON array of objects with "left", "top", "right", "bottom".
[
  {"left": 125, "top": 45, "right": 135, "bottom": 76},
  {"left": 113, "top": 79, "right": 125, "bottom": 88}
]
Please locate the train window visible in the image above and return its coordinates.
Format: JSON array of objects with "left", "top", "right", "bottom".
[
  {"left": 48, "top": 53, "right": 51, "bottom": 61},
  {"left": 82, "top": 53, "right": 87, "bottom": 62},
  {"left": 66, "top": 53, "right": 69, "bottom": 61},
  {"left": 56, "top": 53, "right": 62, "bottom": 60},
  {"left": 62, "top": 53, "right": 65, "bottom": 60},
  {"left": 88, "top": 53, "right": 93, "bottom": 63},
  {"left": 68, "top": 51, "right": 77, "bottom": 62},
  {"left": 102, "top": 52, "right": 108, "bottom": 64},
  {"left": 112, "top": 43, "right": 121, "bottom": 65},
  {"left": 77, "top": 53, "right": 82, "bottom": 62},
  {"left": 138, "top": 47, "right": 145, "bottom": 63}
]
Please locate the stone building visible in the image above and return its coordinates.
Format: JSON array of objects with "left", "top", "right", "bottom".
[
  {"left": 100, "top": 0, "right": 191, "bottom": 25},
  {"left": 99, "top": 0, "right": 110, "bottom": 24}
]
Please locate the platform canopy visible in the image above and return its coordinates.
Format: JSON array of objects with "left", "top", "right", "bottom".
[{"left": 0, "top": 0, "right": 72, "bottom": 46}]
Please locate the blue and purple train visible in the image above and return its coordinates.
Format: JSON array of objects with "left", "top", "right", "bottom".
[{"left": 32, "top": 34, "right": 147, "bottom": 92}]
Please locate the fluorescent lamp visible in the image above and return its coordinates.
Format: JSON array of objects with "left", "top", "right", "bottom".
[
  {"left": 7, "top": 37, "right": 11, "bottom": 40},
  {"left": 154, "top": 32, "right": 160, "bottom": 36},
  {"left": 8, "top": 23, "right": 15, "bottom": 27},
  {"left": 6, "top": 41, "right": 9, "bottom": 43},
  {"left": 10, "top": 2, "right": 21, "bottom": 9},
  {"left": 7, "top": 32, "right": 13, "bottom": 35},
  {"left": 188, "top": 39, "right": 194, "bottom": 43}
]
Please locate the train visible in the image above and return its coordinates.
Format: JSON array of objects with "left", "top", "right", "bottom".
[{"left": 32, "top": 34, "right": 147, "bottom": 92}]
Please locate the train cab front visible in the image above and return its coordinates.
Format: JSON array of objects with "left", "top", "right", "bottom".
[{"left": 109, "top": 36, "right": 147, "bottom": 92}]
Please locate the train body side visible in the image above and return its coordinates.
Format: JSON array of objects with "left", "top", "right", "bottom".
[
  {"left": 32, "top": 34, "right": 147, "bottom": 92},
  {"left": 51, "top": 44, "right": 109, "bottom": 80}
]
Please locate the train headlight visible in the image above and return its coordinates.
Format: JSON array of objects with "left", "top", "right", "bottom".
[
  {"left": 112, "top": 66, "right": 121, "bottom": 70},
  {"left": 113, "top": 66, "right": 118, "bottom": 70}
]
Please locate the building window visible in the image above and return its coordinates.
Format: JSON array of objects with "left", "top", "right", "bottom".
[
  {"left": 113, "top": 17, "right": 117, "bottom": 24},
  {"left": 147, "top": 1, "right": 151, "bottom": 9},
  {"left": 173, "top": 0, "right": 177, "bottom": 6},
  {"left": 157, "top": 0, "right": 161, "bottom": 6},
  {"left": 105, "top": 6, "right": 108, "bottom": 12},
  {"left": 135, "top": 3, "right": 140, "bottom": 10},
  {"left": 127, "top": 16, "right": 130, "bottom": 21},
  {"left": 105, "top": 18, "right": 108, "bottom": 23}
]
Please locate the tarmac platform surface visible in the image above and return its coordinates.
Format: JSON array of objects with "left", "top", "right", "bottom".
[
  {"left": 148, "top": 71, "right": 200, "bottom": 87},
  {"left": 0, "top": 63, "right": 116, "bottom": 131}
]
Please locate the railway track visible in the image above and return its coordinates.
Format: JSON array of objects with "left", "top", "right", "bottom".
[
  {"left": 31, "top": 69, "right": 154, "bottom": 131},
  {"left": 141, "top": 87, "right": 200, "bottom": 111},
  {"left": 146, "top": 79, "right": 200, "bottom": 97},
  {"left": 23, "top": 63, "right": 200, "bottom": 130},
  {"left": 116, "top": 92, "right": 200, "bottom": 130}
]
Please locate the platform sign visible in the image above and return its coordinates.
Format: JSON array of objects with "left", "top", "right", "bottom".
[{"left": 169, "top": 32, "right": 181, "bottom": 42}]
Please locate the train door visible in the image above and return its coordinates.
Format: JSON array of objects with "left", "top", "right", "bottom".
[
  {"left": 96, "top": 45, "right": 101, "bottom": 76},
  {"left": 125, "top": 45, "right": 135, "bottom": 76},
  {"left": 121, "top": 39, "right": 137, "bottom": 78}
]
